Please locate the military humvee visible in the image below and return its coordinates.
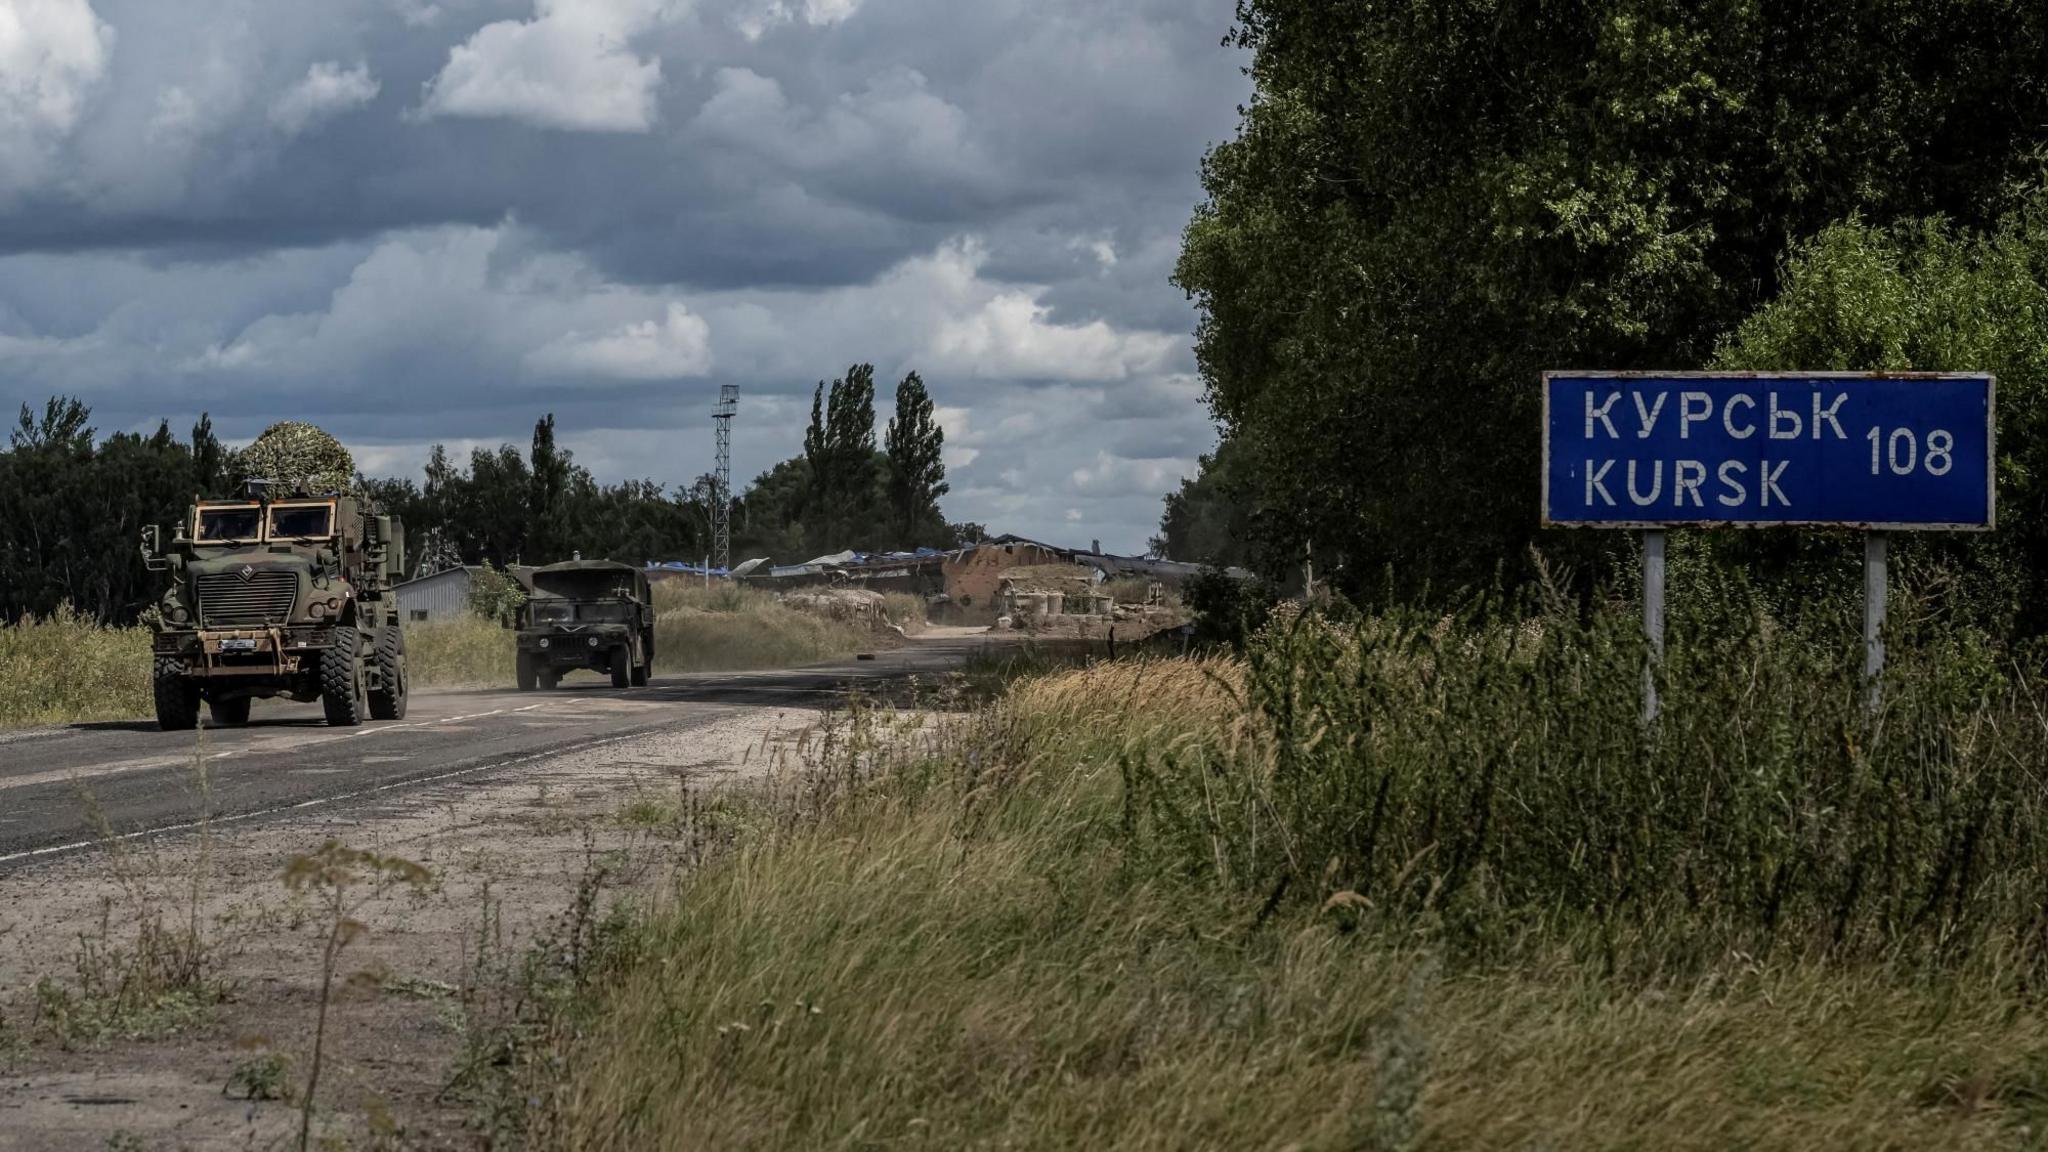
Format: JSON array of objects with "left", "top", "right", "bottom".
[
  {"left": 512, "top": 560, "right": 654, "bottom": 690},
  {"left": 141, "top": 482, "right": 408, "bottom": 729}
]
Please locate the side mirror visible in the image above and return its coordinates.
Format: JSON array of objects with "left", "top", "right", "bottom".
[{"left": 140, "top": 525, "right": 167, "bottom": 571}]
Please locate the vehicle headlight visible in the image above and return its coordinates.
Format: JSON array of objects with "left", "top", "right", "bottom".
[
  {"left": 167, "top": 604, "right": 189, "bottom": 625},
  {"left": 309, "top": 601, "right": 327, "bottom": 619},
  {"left": 588, "top": 636, "right": 600, "bottom": 647},
  {"left": 538, "top": 638, "right": 550, "bottom": 649}
]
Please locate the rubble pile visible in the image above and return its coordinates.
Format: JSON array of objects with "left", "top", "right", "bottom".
[{"left": 781, "top": 588, "right": 892, "bottom": 630}]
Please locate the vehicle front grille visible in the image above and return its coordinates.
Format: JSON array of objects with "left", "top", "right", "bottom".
[{"left": 196, "top": 570, "right": 298, "bottom": 627}]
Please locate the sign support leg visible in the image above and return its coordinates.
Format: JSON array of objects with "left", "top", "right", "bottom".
[
  {"left": 1642, "top": 529, "right": 1665, "bottom": 725},
  {"left": 1864, "top": 531, "right": 1887, "bottom": 715}
]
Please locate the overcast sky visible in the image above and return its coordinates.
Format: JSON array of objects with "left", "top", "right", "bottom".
[{"left": 0, "top": 0, "right": 1247, "bottom": 553}]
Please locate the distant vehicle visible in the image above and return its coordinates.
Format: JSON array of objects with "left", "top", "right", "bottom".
[
  {"left": 512, "top": 560, "right": 654, "bottom": 690},
  {"left": 141, "top": 481, "right": 408, "bottom": 730}
]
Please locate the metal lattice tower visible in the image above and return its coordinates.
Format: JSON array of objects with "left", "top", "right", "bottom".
[{"left": 711, "top": 385, "right": 738, "bottom": 572}]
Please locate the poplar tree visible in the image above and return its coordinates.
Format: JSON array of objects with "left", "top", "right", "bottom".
[{"left": 885, "top": 371, "right": 948, "bottom": 548}]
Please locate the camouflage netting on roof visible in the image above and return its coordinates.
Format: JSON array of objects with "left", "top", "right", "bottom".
[{"left": 233, "top": 421, "right": 355, "bottom": 496}]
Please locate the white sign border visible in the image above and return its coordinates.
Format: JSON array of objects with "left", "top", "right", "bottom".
[{"left": 1539, "top": 370, "right": 1997, "bottom": 531}]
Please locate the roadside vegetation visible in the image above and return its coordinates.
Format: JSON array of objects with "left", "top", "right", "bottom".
[
  {"left": 359, "top": 582, "right": 903, "bottom": 689},
  {"left": 0, "top": 580, "right": 914, "bottom": 726},
  {"left": 0, "top": 609, "right": 152, "bottom": 728},
  {"left": 468, "top": 583, "right": 2048, "bottom": 1149}
]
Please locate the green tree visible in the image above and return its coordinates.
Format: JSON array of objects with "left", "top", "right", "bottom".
[
  {"left": 1178, "top": 0, "right": 2048, "bottom": 597},
  {"left": 803, "top": 363, "right": 882, "bottom": 552},
  {"left": 1715, "top": 196, "right": 2048, "bottom": 633},
  {"left": 1153, "top": 438, "right": 1253, "bottom": 567},
  {"left": 528, "top": 413, "right": 571, "bottom": 563},
  {"left": 0, "top": 398, "right": 204, "bottom": 623},
  {"left": 884, "top": 371, "right": 948, "bottom": 547},
  {"left": 189, "top": 413, "right": 227, "bottom": 496}
]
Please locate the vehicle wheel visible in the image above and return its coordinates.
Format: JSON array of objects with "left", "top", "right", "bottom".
[
  {"left": 539, "top": 668, "right": 559, "bottom": 691},
  {"left": 369, "top": 626, "right": 408, "bottom": 720},
  {"left": 208, "top": 696, "right": 251, "bottom": 727},
  {"left": 153, "top": 657, "right": 200, "bottom": 731},
  {"left": 610, "top": 647, "right": 631, "bottom": 689},
  {"left": 516, "top": 651, "right": 537, "bottom": 692},
  {"left": 320, "top": 628, "right": 365, "bottom": 727}
]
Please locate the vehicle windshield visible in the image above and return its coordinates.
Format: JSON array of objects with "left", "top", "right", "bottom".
[
  {"left": 197, "top": 506, "right": 262, "bottom": 542},
  {"left": 577, "top": 602, "right": 633, "bottom": 623},
  {"left": 529, "top": 601, "right": 574, "bottom": 624},
  {"left": 269, "top": 504, "right": 333, "bottom": 539}
]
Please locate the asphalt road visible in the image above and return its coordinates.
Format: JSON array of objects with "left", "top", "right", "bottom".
[{"left": 0, "top": 636, "right": 995, "bottom": 869}]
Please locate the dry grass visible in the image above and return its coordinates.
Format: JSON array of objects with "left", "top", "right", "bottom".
[
  {"left": 483, "top": 615, "right": 2048, "bottom": 1150},
  {"left": 652, "top": 582, "right": 880, "bottom": 674},
  {"left": 0, "top": 609, "right": 152, "bottom": 727},
  {"left": 404, "top": 615, "right": 515, "bottom": 687},
  {"left": 0, "top": 581, "right": 894, "bottom": 724}
]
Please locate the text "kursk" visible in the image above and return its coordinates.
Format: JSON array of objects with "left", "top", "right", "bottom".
[{"left": 1579, "top": 389, "right": 1848, "bottom": 510}]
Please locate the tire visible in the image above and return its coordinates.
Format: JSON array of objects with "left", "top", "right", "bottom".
[
  {"left": 517, "top": 651, "right": 537, "bottom": 692},
  {"left": 539, "top": 669, "right": 559, "bottom": 691},
  {"left": 208, "top": 696, "right": 251, "bottom": 727},
  {"left": 610, "top": 647, "right": 631, "bottom": 689},
  {"left": 320, "top": 628, "right": 365, "bottom": 728},
  {"left": 369, "top": 626, "right": 408, "bottom": 720},
  {"left": 153, "top": 656, "right": 200, "bottom": 731}
]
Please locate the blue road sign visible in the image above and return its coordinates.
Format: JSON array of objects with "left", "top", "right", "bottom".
[{"left": 1542, "top": 372, "right": 1995, "bottom": 529}]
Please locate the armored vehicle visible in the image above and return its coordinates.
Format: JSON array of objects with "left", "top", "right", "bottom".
[
  {"left": 513, "top": 560, "right": 654, "bottom": 690},
  {"left": 141, "top": 482, "right": 408, "bottom": 729}
]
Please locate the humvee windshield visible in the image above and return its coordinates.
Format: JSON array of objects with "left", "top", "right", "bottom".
[
  {"left": 526, "top": 601, "right": 631, "bottom": 625},
  {"left": 197, "top": 506, "right": 262, "bottom": 542},
  {"left": 529, "top": 602, "right": 575, "bottom": 624},
  {"left": 269, "top": 504, "right": 333, "bottom": 539}
]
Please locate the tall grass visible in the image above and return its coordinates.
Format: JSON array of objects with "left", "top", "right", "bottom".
[
  {"left": 404, "top": 615, "right": 517, "bottom": 687},
  {"left": 0, "top": 582, "right": 895, "bottom": 724},
  {"left": 1118, "top": 596, "right": 2048, "bottom": 968},
  {"left": 478, "top": 596, "right": 2048, "bottom": 1149},
  {"left": 652, "top": 582, "right": 881, "bottom": 673},
  {"left": 0, "top": 609, "right": 151, "bottom": 727}
]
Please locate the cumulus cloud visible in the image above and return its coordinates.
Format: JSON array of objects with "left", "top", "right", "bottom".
[
  {"left": 692, "top": 64, "right": 987, "bottom": 192},
  {"left": 270, "top": 61, "right": 379, "bottom": 136},
  {"left": 0, "top": 0, "right": 113, "bottom": 196},
  {"left": 730, "top": 0, "right": 860, "bottom": 40},
  {"left": 187, "top": 224, "right": 714, "bottom": 393},
  {"left": 920, "top": 241, "right": 1175, "bottom": 381},
  {"left": 418, "top": 0, "right": 684, "bottom": 132},
  {"left": 694, "top": 237, "right": 1180, "bottom": 386},
  {"left": 527, "top": 301, "right": 712, "bottom": 379}
]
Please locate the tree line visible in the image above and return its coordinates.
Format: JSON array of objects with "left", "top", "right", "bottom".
[
  {"left": 0, "top": 365, "right": 966, "bottom": 625},
  {"left": 1169, "top": 0, "right": 2048, "bottom": 636}
]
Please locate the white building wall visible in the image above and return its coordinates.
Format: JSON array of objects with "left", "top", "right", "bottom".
[{"left": 395, "top": 568, "right": 475, "bottom": 623}]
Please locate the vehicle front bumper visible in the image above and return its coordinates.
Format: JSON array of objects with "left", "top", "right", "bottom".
[
  {"left": 517, "top": 627, "right": 630, "bottom": 665},
  {"left": 153, "top": 627, "right": 336, "bottom": 676}
]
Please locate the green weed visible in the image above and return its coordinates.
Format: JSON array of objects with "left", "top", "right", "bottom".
[{"left": 463, "top": 591, "right": 2048, "bottom": 1149}]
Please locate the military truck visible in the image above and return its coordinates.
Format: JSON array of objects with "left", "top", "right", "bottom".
[
  {"left": 141, "top": 481, "right": 409, "bottom": 730},
  {"left": 512, "top": 560, "right": 654, "bottom": 690}
]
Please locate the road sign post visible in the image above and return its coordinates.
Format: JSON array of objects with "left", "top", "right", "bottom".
[
  {"left": 1642, "top": 529, "right": 1665, "bottom": 724},
  {"left": 1864, "top": 532, "right": 1887, "bottom": 713},
  {"left": 1543, "top": 372, "right": 1995, "bottom": 721}
]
